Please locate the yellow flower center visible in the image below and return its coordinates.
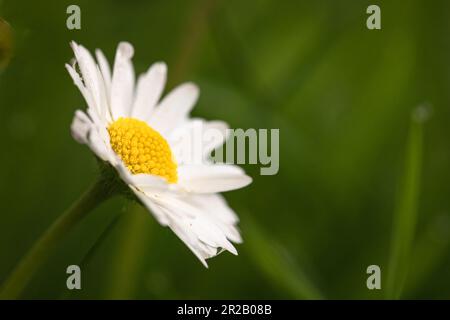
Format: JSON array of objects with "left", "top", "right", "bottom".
[{"left": 108, "top": 117, "right": 177, "bottom": 183}]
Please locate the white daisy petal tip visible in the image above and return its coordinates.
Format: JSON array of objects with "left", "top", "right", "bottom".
[
  {"left": 154, "top": 61, "right": 167, "bottom": 74},
  {"left": 200, "top": 259, "right": 209, "bottom": 268},
  {"left": 117, "top": 41, "right": 134, "bottom": 59},
  {"left": 95, "top": 48, "right": 108, "bottom": 59},
  {"left": 242, "top": 174, "right": 253, "bottom": 188},
  {"left": 184, "top": 82, "right": 199, "bottom": 97},
  {"left": 64, "top": 63, "right": 76, "bottom": 80},
  {"left": 69, "top": 40, "right": 78, "bottom": 51},
  {"left": 95, "top": 48, "right": 112, "bottom": 84},
  {"left": 178, "top": 164, "right": 253, "bottom": 193},
  {"left": 233, "top": 233, "right": 243, "bottom": 244},
  {"left": 223, "top": 242, "right": 238, "bottom": 256}
]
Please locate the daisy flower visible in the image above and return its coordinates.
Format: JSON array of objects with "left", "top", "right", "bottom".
[{"left": 66, "top": 41, "right": 252, "bottom": 266}]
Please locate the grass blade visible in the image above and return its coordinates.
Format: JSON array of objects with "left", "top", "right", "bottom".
[
  {"left": 243, "top": 214, "right": 323, "bottom": 300},
  {"left": 60, "top": 213, "right": 122, "bottom": 299},
  {"left": 386, "top": 105, "right": 429, "bottom": 299}
]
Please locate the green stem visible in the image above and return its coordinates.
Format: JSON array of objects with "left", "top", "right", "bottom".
[
  {"left": 0, "top": 178, "right": 117, "bottom": 299},
  {"left": 106, "top": 204, "right": 150, "bottom": 299}
]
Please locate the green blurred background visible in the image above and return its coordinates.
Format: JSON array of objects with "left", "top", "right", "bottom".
[{"left": 1, "top": 0, "right": 450, "bottom": 299}]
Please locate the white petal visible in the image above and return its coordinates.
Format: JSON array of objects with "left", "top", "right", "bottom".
[
  {"left": 71, "top": 110, "right": 92, "bottom": 144},
  {"left": 95, "top": 66, "right": 113, "bottom": 123},
  {"left": 65, "top": 64, "right": 95, "bottom": 112},
  {"left": 191, "top": 216, "right": 238, "bottom": 255},
  {"left": 113, "top": 161, "right": 170, "bottom": 191},
  {"left": 160, "top": 194, "right": 238, "bottom": 253},
  {"left": 110, "top": 42, "right": 135, "bottom": 120},
  {"left": 130, "top": 188, "right": 170, "bottom": 226},
  {"left": 187, "top": 194, "right": 242, "bottom": 243},
  {"left": 161, "top": 206, "right": 214, "bottom": 267},
  {"left": 169, "top": 119, "right": 229, "bottom": 164},
  {"left": 131, "top": 192, "right": 213, "bottom": 266},
  {"left": 148, "top": 82, "right": 199, "bottom": 135},
  {"left": 145, "top": 193, "right": 240, "bottom": 266},
  {"left": 88, "top": 125, "right": 111, "bottom": 161},
  {"left": 201, "top": 121, "right": 229, "bottom": 159},
  {"left": 70, "top": 42, "right": 106, "bottom": 121},
  {"left": 127, "top": 174, "right": 169, "bottom": 192},
  {"left": 132, "top": 62, "right": 167, "bottom": 120},
  {"left": 70, "top": 110, "right": 111, "bottom": 161},
  {"left": 86, "top": 107, "right": 111, "bottom": 146},
  {"left": 95, "top": 49, "right": 112, "bottom": 96},
  {"left": 177, "top": 164, "right": 252, "bottom": 193}
]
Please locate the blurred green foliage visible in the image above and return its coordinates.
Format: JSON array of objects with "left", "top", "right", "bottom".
[{"left": 1, "top": 0, "right": 450, "bottom": 299}]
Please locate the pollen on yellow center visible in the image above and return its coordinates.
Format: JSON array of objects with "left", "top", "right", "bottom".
[{"left": 108, "top": 117, "right": 178, "bottom": 183}]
